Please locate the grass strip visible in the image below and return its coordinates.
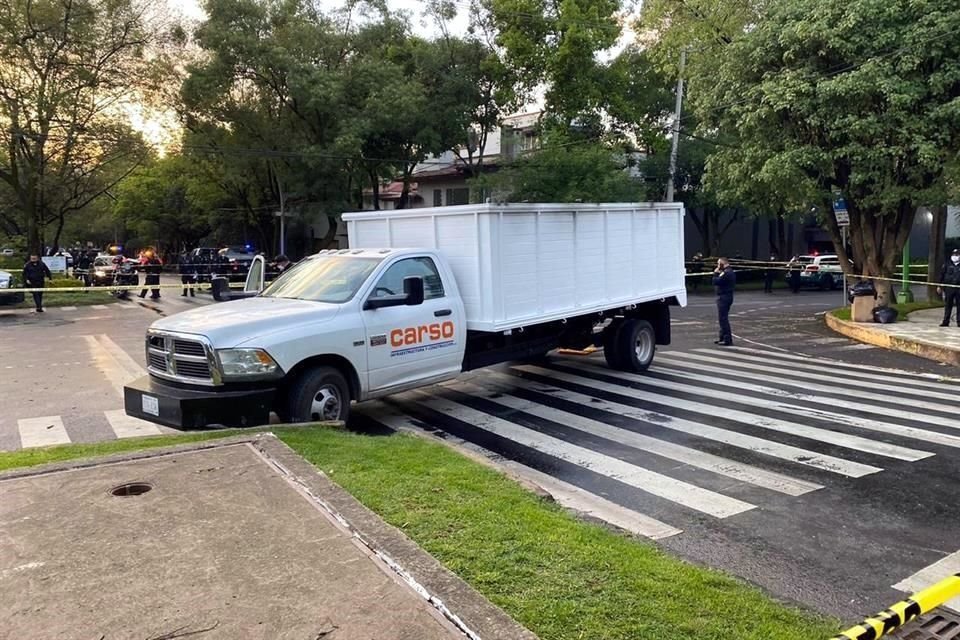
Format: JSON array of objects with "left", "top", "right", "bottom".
[
  {"left": 830, "top": 301, "right": 942, "bottom": 322},
  {"left": 0, "top": 427, "right": 840, "bottom": 639}
]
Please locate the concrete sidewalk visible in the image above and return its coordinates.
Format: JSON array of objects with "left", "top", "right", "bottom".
[
  {"left": 826, "top": 307, "right": 960, "bottom": 367},
  {"left": 0, "top": 433, "right": 536, "bottom": 640}
]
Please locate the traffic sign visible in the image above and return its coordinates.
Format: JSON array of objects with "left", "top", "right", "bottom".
[{"left": 832, "top": 195, "right": 850, "bottom": 226}]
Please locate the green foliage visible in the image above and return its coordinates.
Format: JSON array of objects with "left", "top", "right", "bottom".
[{"left": 477, "top": 135, "right": 644, "bottom": 203}]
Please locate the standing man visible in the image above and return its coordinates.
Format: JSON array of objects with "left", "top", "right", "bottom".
[
  {"left": 764, "top": 253, "right": 778, "bottom": 293},
  {"left": 23, "top": 254, "right": 52, "bottom": 313},
  {"left": 938, "top": 249, "right": 960, "bottom": 327},
  {"left": 139, "top": 251, "right": 162, "bottom": 300},
  {"left": 713, "top": 257, "right": 736, "bottom": 347},
  {"left": 179, "top": 253, "right": 197, "bottom": 297},
  {"left": 787, "top": 256, "right": 802, "bottom": 293}
]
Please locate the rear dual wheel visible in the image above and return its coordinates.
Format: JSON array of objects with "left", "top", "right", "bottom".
[{"left": 603, "top": 318, "right": 656, "bottom": 373}]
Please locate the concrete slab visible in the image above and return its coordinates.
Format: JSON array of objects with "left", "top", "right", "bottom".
[{"left": 0, "top": 433, "right": 536, "bottom": 640}]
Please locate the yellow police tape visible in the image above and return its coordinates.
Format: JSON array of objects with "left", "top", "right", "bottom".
[
  {"left": 693, "top": 262, "right": 960, "bottom": 290},
  {"left": 1, "top": 281, "right": 248, "bottom": 294},
  {"left": 830, "top": 573, "right": 960, "bottom": 640}
]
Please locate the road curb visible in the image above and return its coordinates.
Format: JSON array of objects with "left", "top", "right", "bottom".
[{"left": 825, "top": 312, "right": 960, "bottom": 367}]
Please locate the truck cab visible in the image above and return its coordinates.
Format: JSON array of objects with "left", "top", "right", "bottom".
[{"left": 124, "top": 249, "right": 467, "bottom": 428}]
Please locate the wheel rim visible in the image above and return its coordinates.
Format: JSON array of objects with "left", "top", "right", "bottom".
[
  {"left": 634, "top": 328, "right": 654, "bottom": 363},
  {"left": 310, "top": 385, "right": 342, "bottom": 421}
]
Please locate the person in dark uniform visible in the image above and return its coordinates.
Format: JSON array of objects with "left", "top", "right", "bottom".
[
  {"left": 23, "top": 254, "right": 52, "bottom": 312},
  {"left": 179, "top": 253, "right": 197, "bottom": 297},
  {"left": 787, "top": 255, "right": 802, "bottom": 293},
  {"left": 938, "top": 249, "right": 960, "bottom": 326},
  {"left": 139, "top": 252, "right": 162, "bottom": 299},
  {"left": 713, "top": 257, "right": 736, "bottom": 346},
  {"left": 764, "top": 253, "right": 777, "bottom": 293}
]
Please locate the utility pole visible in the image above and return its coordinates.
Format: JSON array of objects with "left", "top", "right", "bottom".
[
  {"left": 666, "top": 49, "right": 687, "bottom": 203},
  {"left": 276, "top": 173, "right": 286, "bottom": 256}
]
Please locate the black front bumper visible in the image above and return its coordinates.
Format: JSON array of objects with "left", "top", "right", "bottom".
[{"left": 124, "top": 375, "right": 275, "bottom": 429}]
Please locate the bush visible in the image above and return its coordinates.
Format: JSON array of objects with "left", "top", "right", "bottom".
[{"left": 48, "top": 277, "right": 85, "bottom": 289}]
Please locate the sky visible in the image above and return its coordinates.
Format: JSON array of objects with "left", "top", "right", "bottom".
[{"left": 167, "top": 0, "right": 471, "bottom": 36}]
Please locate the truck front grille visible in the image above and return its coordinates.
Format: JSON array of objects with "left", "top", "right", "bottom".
[{"left": 146, "top": 334, "right": 214, "bottom": 385}]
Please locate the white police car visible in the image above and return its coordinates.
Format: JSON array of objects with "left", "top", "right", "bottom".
[{"left": 0, "top": 269, "right": 25, "bottom": 304}]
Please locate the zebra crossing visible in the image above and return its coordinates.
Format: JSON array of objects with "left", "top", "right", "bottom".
[
  {"left": 355, "top": 346, "right": 960, "bottom": 539},
  {"left": 9, "top": 411, "right": 174, "bottom": 450}
]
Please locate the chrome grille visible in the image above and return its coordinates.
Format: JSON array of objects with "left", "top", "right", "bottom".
[
  {"left": 174, "top": 340, "right": 205, "bottom": 357},
  {"left": 146, "top": 333, "right": 216, "bottom": 385},
  {"left": 174, "top": 360, "right": 210, "bottom": 378},
  {"left": 148, "top": 352, "right": 167, "bottom": 372}
]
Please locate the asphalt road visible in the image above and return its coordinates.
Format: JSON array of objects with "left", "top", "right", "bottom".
[{"left": 1, "top": 286, "right": 958, "bottom": 622}]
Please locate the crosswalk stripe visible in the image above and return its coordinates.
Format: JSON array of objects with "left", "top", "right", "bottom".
[
  {"left": 367, "top": 405, "right": 683, "bottom": 539},
  {"left": 451, "top": 380, "right": 822, "bottom": 496},
  {"left": 680, "top": 350, "right": 960, "bottom": 406},
  {"left": 104, "top": 409, "right": 162, "bottom": 438},
  {"left": 486, "top": 371, "right": 880, "bottom": 478},
  {"left": 91, "top": 305, "right": 108, "bottom": 310},
  {"left": 407, "top": 390, "right": 756, "bottom": 518},
  {"left": 515, "top": 364, "right": 925, "bottom": 461},
  {"left": 572, "top": 360, "right": 954, "bottom": 453},
  {"left": 656, "top": 353, "right": 959, "bottom": 430},
  {"left": 831, "top": 343, "right": 875, "bottom": 351},
  {"left": 725, "top": 346, "right": 960, "bottom": 389},
  {"left": 60, "top": 306, "right": 77, "bottom": 311},
  {"left": 807, "top": 337, "right": 850, "bottom": 345},
  {"left": 18, "top": 416, "right": 70, "bottom": 448}
]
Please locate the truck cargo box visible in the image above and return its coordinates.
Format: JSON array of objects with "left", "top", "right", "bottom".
[{"left": 344, "top": 202, "right": 686, "bottom": 332}]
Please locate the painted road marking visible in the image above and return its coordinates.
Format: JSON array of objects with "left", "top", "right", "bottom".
[
  {"left": 91, "top": 305, "right": 108, "bottom": 310},
  {"left": 657, "top": 351, "right": 957, "bottom": 420},
  {"left": 408, "top": 391, "right": 756, "bottom": 518},
  {"left": 893, "top": 550, "right": 960, "bottom": 612},
  {"left": 485, "top": 372, "right": 880, "bottom": 478},
  {"left": 82, "top": 334, "right": 146, "bottom": 397},
  {"left": 647, "top": 358, "right": 960, "bottom": 449},
  {"left": 59, "top": 306, "right": 77, "bottom": 311},
  {"left": 831, "top": 343, "right": 876, "bottom": 351},
  {"left": 368, "top": 405, "right": 683, "bottom": 540},
  {"left": 807, "top": 336, "right": 850, "bottom": 345},
  {"left": 515, "top": 364, "right": 925, "bottom": 461},
  {"left": 18, "top": 415, "right": 70, "bottom": 448},
  {"left": 691, "top": 348, "right": 960, "bottom": 402},
  {"left": 728, "top": 345, "right": 960, "bottom": 386},
  {"left": 104, "top": 409, "right": 162, "bottom": 438},
  {"left": 451, "top": 379, "right": 822, "bottom": 496}
]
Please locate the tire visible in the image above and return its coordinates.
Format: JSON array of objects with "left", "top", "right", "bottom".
[
  {"left": 284, "top": 366, "right": 351, "bottom": 424},
  {"left": 602, "top": 322, "right": 624, "bottom": 370},
  {"left": 615, "top": 319, "right": 656, "bottom": 372}
]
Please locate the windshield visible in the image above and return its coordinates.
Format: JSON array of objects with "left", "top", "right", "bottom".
[
  {"left": 261, "top": 255, "right": 382, "bottom": 303},
  {"left": 94, "top": 258, "right": 113, "bottom": 267}
]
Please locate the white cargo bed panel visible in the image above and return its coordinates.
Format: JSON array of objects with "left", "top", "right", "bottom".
[{"left": 344, "top": 203, "right": 686, "bottom": 332}]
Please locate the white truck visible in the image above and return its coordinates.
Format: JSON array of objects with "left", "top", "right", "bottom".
[{"left": 124, "top": 203, "right": 686, "bottom": 428}]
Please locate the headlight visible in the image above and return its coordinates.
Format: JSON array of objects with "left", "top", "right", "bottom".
[
  {"left": 95, "top": 270, "right": 106, "bottom": 277},
  {"left": 217, "top": 349, "right": 281, "bottom": 379},
  {"left": 0, "top": 279, "right": 9, "bottom": 289}
]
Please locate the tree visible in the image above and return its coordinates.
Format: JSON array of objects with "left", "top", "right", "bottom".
[
  {"left": 0, "top": 0, "right": 165, "bottom": 253},
  {"left": 694, "top": 0, "right": 960, "bottom": 303}
]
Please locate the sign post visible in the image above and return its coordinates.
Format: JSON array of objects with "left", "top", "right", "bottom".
[{"left": 832, "top": 194, "right": 850, "bottom": 305}]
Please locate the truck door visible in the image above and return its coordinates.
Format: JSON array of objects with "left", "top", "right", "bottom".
[
  {"left": 244, "top": 255, "right": 266, "bottom": 293},
  {"left": 362, "top": 256, "right": 463, "bottom": 391}
]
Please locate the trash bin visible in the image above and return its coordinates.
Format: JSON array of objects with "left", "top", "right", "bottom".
[{"left": 849, "top": 280, "right": 877, "bottom": 322}]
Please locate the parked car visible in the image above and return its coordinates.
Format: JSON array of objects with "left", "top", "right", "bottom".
[
  {"left": 0, "top": 248, "right": 15, "bottom": 257},
  {"left": 0, "top": 269, "right": 25, "bottom": 304},
  {"left": 788, "top": 254, "right": 848, "bottom": 290},
  {"left": 86, "top": 256, "right": 132, "bottom": 286}
]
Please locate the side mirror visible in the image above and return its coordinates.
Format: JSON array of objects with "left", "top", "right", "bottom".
[
  {"left": 403, "top": 276, "right": 424, "bottom": 306},
  {"left": 363, "top": 276, "right": 425, "bottom": 310}
]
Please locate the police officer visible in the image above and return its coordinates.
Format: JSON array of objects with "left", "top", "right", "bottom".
[
  {"left": 764, "top": 253, "right": 778, "bottom": 293},
  {"left": 179, "top": 253, "right": 197, "bottom": 297},
  {"left": 713, "top": 257, "right": 736, "bottom": 346},
  {"left": 23, "top": 254, "right": 52, "bottom": 312},
  {"left": 938, "top": 249, "right": 960, "bottom": 327}
]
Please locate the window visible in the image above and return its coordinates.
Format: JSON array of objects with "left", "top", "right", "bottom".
[
  {"left": 445, "top": 188, "right": 469, "bottom": 206},
  {"left": 371, "top": 257, "right": 444, "bottom": 300},
  {"left": 261, "top": 256, "right": 382, "bottom": 303},
  {"left": 433, "top": 189, "right": 442, "bottom": 206}
]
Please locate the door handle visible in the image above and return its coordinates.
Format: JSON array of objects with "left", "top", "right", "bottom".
[{"left": 434, "top": 309, "right": 452, "bottom": 317}]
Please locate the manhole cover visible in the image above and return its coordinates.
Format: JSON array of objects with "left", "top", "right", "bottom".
[
  {"left": 894, "top": 609, "right": 960, "bottom": 639},
  {"left": 110, "top": 482, "right": 153, "bottom": 497}
]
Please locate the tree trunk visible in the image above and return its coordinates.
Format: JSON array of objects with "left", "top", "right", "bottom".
[
  {"left": 928, "top": 205, "right": 947, "bottom": 301},
  {"left": 368, "top": 169, "right": 380, "bottom": 210},
  {"left": 318, "top": 214, "right": 339, "bottom": 249}
]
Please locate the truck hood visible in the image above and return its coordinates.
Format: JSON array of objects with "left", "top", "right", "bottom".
[{"left": 151, "top": 297, "right": 341, "bottom": 347}]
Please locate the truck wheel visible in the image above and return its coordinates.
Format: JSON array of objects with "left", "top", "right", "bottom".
[
  {"left": 616, "top": 319, "right": 656, "bottom": 372},
  {"left": 285, "top": 366, "right": 351, "bottom": 424},
  {"left": 602, "top": 322, "right": 624, "bottom": 370}
]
